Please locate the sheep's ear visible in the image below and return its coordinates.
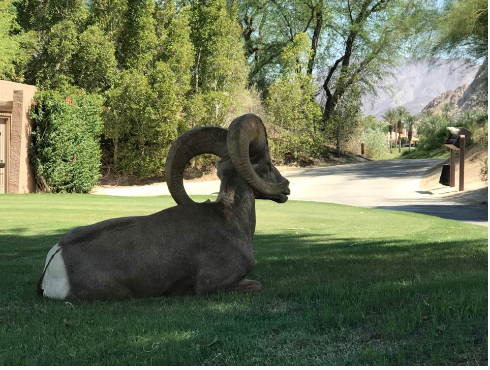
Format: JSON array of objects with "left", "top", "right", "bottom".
[
  {"left": 227, "top": 114, "right": 289, "bottom": 196},
  {"left": 166, "top": 127, "right": 228, "bottom": 205}
]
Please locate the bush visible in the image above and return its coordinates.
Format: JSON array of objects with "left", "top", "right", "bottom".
[
  {"left": 29, "top": 90, "right": 103, "bottom": 192},
  {"left": 266, "top": 74, "right": 323, "bottom": 162},
  {"left": 454, "top": 110, "right": 488, "bottom": 146},
  {"left": 417, "top": 115, "right": 450, "bottom": 152},
  {"left": 360, "top": 128, "right": 390, "bottom": 159},
  {"left": 416, "top": 110, "right": 488, "bottom": 153}
]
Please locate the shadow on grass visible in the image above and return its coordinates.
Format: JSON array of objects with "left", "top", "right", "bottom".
[
  {"left": 376, "top": 204, "right": 488, "bottom": 224},
  {"left": 0, "top": 231, "right": 487, "bottom": 365},
  {"left": 253, "top": 233, "right": 487, "bottom": 292},
  {"left": 0, "top": 230, "right": 486, "bottom": 299}
]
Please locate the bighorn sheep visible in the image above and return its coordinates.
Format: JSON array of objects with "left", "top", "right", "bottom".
[{"left": 37, "top": 114, "right": 290, "bottom": 300}]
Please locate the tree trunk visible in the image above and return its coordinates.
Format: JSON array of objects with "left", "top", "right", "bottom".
[
  {"left": 307, "top": 7, "right": 323, "bottom": 75},
  {"left": 389, "top": 129, "right": 392, "bottom": 153},
  {"left": 195, "top": 49, "right": 201, "bottom": 93},
  {"left": 322, "top": 94, "right": 337, "bottom": 123},
  {"left": 114, "top": 137, "right": 119, "bottom": 166},
  {"left": 336, "top": 124, "right": 341, "bottom": 157}
]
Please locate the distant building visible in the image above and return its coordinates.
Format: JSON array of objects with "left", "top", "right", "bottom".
[
  {"left": 0, "top": 80, "right": 37, "bottom": 193},
  {"left": 387, "top": 127, "right": 420, "bottom": 146}
]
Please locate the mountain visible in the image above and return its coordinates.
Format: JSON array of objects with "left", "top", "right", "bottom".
[
  {"left": 360, "top": 58, "right": 480, "bottom": 119},
  {"left": 420, "top": 84, "right": 469, "bottom": 116},
  {"left": 420, "top": 59, "right": 488, "bottom": 116},
  {"left": 457, "top": 58, "right": 488, "bottom": 112}
]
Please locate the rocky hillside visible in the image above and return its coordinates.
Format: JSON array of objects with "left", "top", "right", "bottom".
[
  {"left": 421, "top": 59, "right": 488, "bottom": 116},
  {"left": 359, "top": 58, "right": 480, "bottom": 118},
  {"left": 458, "top": 59, "right": 488, "bottom": 112},
  {"left": 420, "top": 84, "right": 469, "bottom": 115}
]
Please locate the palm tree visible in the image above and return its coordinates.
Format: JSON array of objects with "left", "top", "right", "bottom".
[
  {"left": 405, "top": 114, "right": 417, "bottom": 150},
  {"left": 382, "top": 108, "right": 398, "bottom": 153},
  {"left": 441, "top": 103, "right": 452, "bottom": 119},
  {"left": 395, "top": 106, "right": 409, "bottom": 152}
]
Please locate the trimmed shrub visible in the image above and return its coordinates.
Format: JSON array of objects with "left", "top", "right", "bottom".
[{"left": 29, "top": 90, "right": 103, "bottom": 192}]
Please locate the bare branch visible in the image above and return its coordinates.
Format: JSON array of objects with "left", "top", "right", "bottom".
[
  {"left": 347, "top": 0, "right": 353, "bottom": 23},
  {"left": 370, "top": 0, "right": 391, "bottom": 13}
]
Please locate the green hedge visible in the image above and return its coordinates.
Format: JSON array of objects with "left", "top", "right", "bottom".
[{"left": 29, "top": 90, "right": 103, "bottom": 192}]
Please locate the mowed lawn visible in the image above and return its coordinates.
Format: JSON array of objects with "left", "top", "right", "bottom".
[{"left": 0, "top": 194, "right": 487, "bottom": 365}]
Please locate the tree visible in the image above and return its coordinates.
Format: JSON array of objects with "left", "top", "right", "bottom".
[
  {"left": 382, "top": 108, "right": 398, "bottom": 153},
  {"left": 25, "top": 20, "right": 79, "bottom": 90},
  {"left": 88, "top": 0, "right": 127, "bottom": 43},
  {"left": 266, "top": 33, "right": 322, "bottom": 161},
  {"left": 321, "top": 0, "right": 426, "bottom": 124},
  {"left": 395, "top": 106, "right": 409, "bottom": 152},
  {"left": 428, "top": 0, "right": 487, "bottom": 60},
  {"left": 0, "top": 0, "right": 37, "bottom": 82},
  {"left": 14, "top": 0, "right": 87, "bottom": 32},
  {"left": 25, "top": 20, "right": 116, "bottom": 93},
  {"left": 326, "top": 85, "right": 363, "bottom": 156},
  {"left": 158, "top": 5, "right": 194, "bottom": 106},
  {"left": 117, "top": 0, "right": 158, "bottom": 72},
  {"left": 71, "top": 25, "right": 117, "bottom": 93},
  {"left": 405, "top": 114, "right": 417, "bottom": 150},
  {"left": 186, "top": 0, "right": 249, "bottom": 128},
  {"left": 240, "top": 0, "right": 429, "bottom": 153},
  {"left": 190, "top": 0, "right": 247, "bottom": 94},
  {"left": 239, "top": 0, "right": 325, "bottom": 87},
  {"left": 104, "top": 63, "right": 183, "bottom": 178}
]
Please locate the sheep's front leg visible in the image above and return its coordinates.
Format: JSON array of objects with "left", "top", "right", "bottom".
[{"left": 228, "top": 279, "right": 261, "bottom": 293}]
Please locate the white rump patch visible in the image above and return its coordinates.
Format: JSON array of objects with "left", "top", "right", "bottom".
[{"left": 42, "top": 244, "right": 70, "bottom": 299}]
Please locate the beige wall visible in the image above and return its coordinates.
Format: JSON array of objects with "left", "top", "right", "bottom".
[{"left": 0, "top": 80, "right": 37, "bottom": 193}]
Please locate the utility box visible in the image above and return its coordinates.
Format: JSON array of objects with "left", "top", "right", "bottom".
[{"left": 439, "top": 164, "right": 451, "bottom": 186}]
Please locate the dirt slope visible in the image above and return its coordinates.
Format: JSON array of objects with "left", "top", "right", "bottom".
[{"left": 420, "top": 144, "right": 488, "bottom": 206}]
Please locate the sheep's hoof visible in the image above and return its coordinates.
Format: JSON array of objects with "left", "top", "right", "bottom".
[{"left": 230, "top": 279, "right": 261, "bottom": 293}]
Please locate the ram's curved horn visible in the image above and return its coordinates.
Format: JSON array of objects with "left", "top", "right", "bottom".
[
  {"left": 166, "top": 126, "right": 228, "bottom": 205},
  {"left": 227, "top": 114, "right": 289, "bottom": 196}
]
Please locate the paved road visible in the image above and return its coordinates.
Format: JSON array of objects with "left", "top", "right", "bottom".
[
  {"left": 92, "top": 159, "right": 488, "bottom": 226},
  {"left": 281, "top": 159, "right": 487, "bottom": 226}
]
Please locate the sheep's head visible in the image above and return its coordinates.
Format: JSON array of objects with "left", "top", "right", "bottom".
[{"left": 166, "top": 114, "right": 290, "bottom": 205}]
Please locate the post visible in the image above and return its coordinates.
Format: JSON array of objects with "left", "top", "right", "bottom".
[
  {"left": 459, "top": 135, "right": 465, "bottom": 191},
  {"left": 450, "top": 149, "right": 456, "bottom": 187},
  {"left": 361, "top": 142, "right": 365, "bottom": 155}
]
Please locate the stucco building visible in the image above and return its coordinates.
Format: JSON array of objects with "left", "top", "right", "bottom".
[{"left": 0, "top": 80, "right": 37, "bottom": 193}]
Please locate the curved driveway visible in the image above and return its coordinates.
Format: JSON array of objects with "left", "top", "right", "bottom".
[
  {"left": 282, "top": 159, "right": 487, "bottom": 226},
  {"left": 92, "top": 159, "right": 488, "bottom": 226}
]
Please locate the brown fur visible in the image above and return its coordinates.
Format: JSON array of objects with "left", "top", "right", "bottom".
[{"left": 39, "top": 156, "right": 289, "bottom": 300}]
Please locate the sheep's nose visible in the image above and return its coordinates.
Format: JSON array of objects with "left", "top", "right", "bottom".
[{"left": 282, "top": 180, "right": 290, "bottom": 195}]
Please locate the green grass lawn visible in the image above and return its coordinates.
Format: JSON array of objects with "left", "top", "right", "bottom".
[
  {"left": 377, "top": 147, "right": 449, "bottom": 160},
  {"left": 401, "top": 147, "right": 449, "bottom": 159},
  {"left": 377, "top": 147, "right": 412, "bottom": 160},
  {"left": 0, "top": 194, "right": 487, "bottom": 365}
]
